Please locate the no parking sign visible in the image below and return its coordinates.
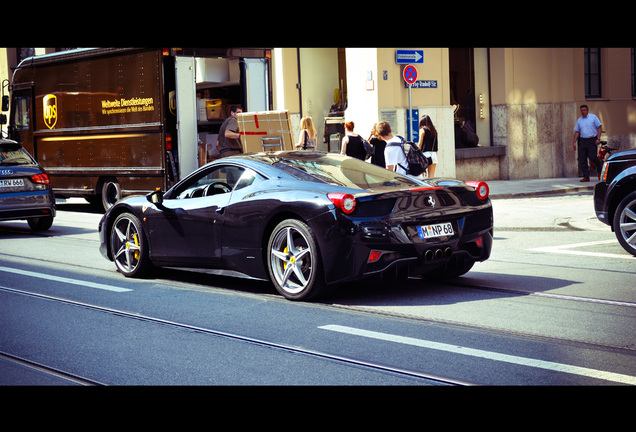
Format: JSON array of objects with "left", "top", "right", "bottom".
[{"left": 403, "top": 64, "right": 418, "bottom": 85}]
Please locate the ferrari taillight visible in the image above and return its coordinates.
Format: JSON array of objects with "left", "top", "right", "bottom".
[
  {"left": 368, "top": 250, "right": 383, "bottom": 263},
  {"left": 328, "top": 193, "right": 356, "bottom": 214},
  {"left": 465, "top": 181, "right": 489, "bottom": 200}
]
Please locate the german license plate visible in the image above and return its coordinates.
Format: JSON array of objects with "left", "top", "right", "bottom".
[
  {"left": 417, "top": 222, "right": 454, "bottom": 239},
  {"left": 0, "top": 179, "right": 24, "bottom": 188}
]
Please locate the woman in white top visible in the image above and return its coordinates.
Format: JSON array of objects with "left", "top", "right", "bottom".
[{"left": 296, "top": 117, "right": 317, "bottom": 149}]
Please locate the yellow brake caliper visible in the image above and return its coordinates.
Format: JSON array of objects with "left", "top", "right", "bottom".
[{"left": 133, "top": 233, "right": 140, "bottom": 260}]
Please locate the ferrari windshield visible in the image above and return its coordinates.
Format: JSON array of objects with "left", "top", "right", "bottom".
[{"left": 272, "top": 153, "right": 419, "bottom": 189}]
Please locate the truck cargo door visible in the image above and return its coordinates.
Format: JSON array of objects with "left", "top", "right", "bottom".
[
  {"left": 8, "top": 89, "right": 33, "bottom": 152},
  {"left": 243, "top": 58, "right": 269, "bottom": 112},
  {"left": 174, "top": 56, "right": 199, "bottom": 180}
]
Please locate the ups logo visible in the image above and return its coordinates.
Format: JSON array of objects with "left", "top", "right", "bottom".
[
  {"left": 43, "top": 94, "right": 57, "bottom": 129},
  {"left": 169, "top": 91, "right": 176, "bottom": 116}
]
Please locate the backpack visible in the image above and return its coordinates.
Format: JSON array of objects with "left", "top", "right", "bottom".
[
  {"left": 363, "top": 139, "right": 374, "bottom": 158},
  {"left": 388, "top": 136, "right": 429, "bottom": 176}
]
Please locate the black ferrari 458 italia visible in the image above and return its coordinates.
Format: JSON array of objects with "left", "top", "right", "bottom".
[{"left": 99, "top": 151, "right": 493, "bottom": 300}]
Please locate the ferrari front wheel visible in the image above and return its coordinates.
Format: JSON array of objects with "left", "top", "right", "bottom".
[
  {"left": 267, "top": 219, "right": 326, "bottom": 301},
  {"left": 110, "top": 212, "right": 152, "bottom": 277}
]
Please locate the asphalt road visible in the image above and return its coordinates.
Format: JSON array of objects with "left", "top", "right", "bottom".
[{"left": 0, "top": 193, "right": 634, "bottom": 386}]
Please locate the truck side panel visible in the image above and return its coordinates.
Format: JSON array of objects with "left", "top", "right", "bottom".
[{"left": 19, "top": 49, "right": 173, "bottom": 205}]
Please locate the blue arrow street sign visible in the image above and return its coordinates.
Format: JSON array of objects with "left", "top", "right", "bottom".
[{"left": 396, "top": 49, "right": 424, "bottom": 64}]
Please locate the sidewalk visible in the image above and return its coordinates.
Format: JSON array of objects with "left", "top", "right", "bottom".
[{"left": 487, "top": 177, "right": 600, "bottom": 199}]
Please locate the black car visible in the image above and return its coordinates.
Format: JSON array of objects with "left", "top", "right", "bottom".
[
  {"left": 0, "top": 139, "right": 55, "bottom": 231},
  {"left": 594, "top": 149, "right": 636, "bottom": 256},
  {"left": 99, "top": 151, "right": 493, "bottom": 300}
]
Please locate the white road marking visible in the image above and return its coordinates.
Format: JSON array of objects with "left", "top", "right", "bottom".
[
  {"left": 0, "top": 266, "right": 132, "bottom": 293},
  {"left": 529, "top": 239, "right": 635, "bottom": 259},
  {"left": 319, "top": 324, "right": 636, "bottom": 385}
]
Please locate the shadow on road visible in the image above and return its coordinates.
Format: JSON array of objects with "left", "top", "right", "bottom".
[{"left": 328, "top": 271, "right": 579, "bottom": 307}]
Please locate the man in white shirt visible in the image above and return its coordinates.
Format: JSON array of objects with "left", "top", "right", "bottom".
[
  {"left": 376, "top": 121, "right": 408, "bottom": 175},
  {"left": 572, "top": 104, "right": 602, "bottom": 182}
]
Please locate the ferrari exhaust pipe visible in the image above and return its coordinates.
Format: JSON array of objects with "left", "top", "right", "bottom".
[{"left": 425, "top": 247, "right": 453, "bottom": 261}]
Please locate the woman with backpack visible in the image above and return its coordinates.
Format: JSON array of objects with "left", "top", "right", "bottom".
[{"left": 418, "top": 115, "right": 438, "bottom": 177}]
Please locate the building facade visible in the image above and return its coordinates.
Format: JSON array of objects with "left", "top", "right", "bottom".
[{"left": 3, "top": 47, "right": 635, "bottom": 181}]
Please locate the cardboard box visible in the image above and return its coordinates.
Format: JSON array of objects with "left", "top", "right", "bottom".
[
  {"left": 197, "top": 98, "right": 209, "bottom": 122},
  {"left": 237, "top": 110, "right": 294, "bottom": 153}
]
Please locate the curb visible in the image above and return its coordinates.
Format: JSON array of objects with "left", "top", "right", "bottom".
[{"left": 489, "top": 183, "right": 597, "bottom": 200}]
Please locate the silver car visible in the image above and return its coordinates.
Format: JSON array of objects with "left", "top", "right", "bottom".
[{"left": 0, "top": 139, "right": 55, "bottom": 231}]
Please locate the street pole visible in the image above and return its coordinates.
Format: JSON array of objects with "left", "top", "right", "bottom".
[{"left": 408, "top": 83, "right": 412, "bottom": 142}]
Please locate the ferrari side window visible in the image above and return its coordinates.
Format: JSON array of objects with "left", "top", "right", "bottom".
[
  {"left": 174, "top": 165, "right": 246, "bottom": 199},
  {"left": 234, "top": 169, "right": 265, "bottom": 191}
]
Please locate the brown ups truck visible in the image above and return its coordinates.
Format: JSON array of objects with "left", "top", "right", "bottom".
[{"left": 1, "top": 47, "right": 271, "bottom": 210}]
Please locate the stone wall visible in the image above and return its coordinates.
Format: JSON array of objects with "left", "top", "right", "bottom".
[{"left": 491, "top": 102, "right": 578, "bottom": 180}]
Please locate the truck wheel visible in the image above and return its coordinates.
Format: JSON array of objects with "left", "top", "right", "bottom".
[
  {"left": 613, "top": 191, "right": 636, "bottom": 256},
  {"left": 101, "top": 178, "right": 121, "bottom": 211}
]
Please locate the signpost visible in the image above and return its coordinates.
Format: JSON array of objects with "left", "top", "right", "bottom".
[
  {"left": 396, "top": 49, "right": 424, "bottom": 64},
  {"left": 396, "top": 50, "right": 429, "bottom": 141},
  {"left": 403, "top": 64, "right": 417, "bottom": 141}
]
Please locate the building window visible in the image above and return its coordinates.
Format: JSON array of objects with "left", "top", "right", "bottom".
[
  {"left": 584, "top": 48, "right": 602, "bottom": 98},
  {"left": 449, "top": 48, "right": 478, "bottom": 148}
]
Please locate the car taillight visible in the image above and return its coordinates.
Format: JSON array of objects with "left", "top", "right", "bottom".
[
  {"left": 31, "top": 173, "right": 50, "bottom": 185},
  {"left": 601, "top": 162, "right": 608, "bottom": 181},
  {"left": 368, "top": 250, "right": 383, "bottom": 263},
  {"left": 465, "top": 181, "right": 489, "bottom": 200},
  {"left": 328, "top": 193, "right": 356, "bottom": 214},
  {"left": 166, "top": 133, "right": 173, "bottom": 151}
]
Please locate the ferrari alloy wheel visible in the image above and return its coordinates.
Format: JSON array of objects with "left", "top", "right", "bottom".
[
  {"left": 613, "top": 191, "right": 636, "bottom": 256},
  {"left": 111, "top": 212, "right": 151, "bottom": 277},
  {"left": 267, "top": 219, "right": 326, "bottom": 301}
]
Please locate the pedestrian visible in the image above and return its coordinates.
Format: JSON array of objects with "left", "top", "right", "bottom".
[
  {"left": 296, "top": 117, "right": 317, "bottom": 150},
  {"left": 572, "top": 104, "right": 603, "bottom": 182},
  {"left": 368, "top": 123, "right": 386, "bottom": 168},
  {"left": 218, "top": 105, "right": 243, "bottom": 157},
  {"left": 340, "top": 121, "right": 367, "bottom": 160},
  {"left": 417, "top": 115, "right": 438, "bottom": 177},
  {"left": 376, "top": 121, "right": 409, "bottom": 175}
]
